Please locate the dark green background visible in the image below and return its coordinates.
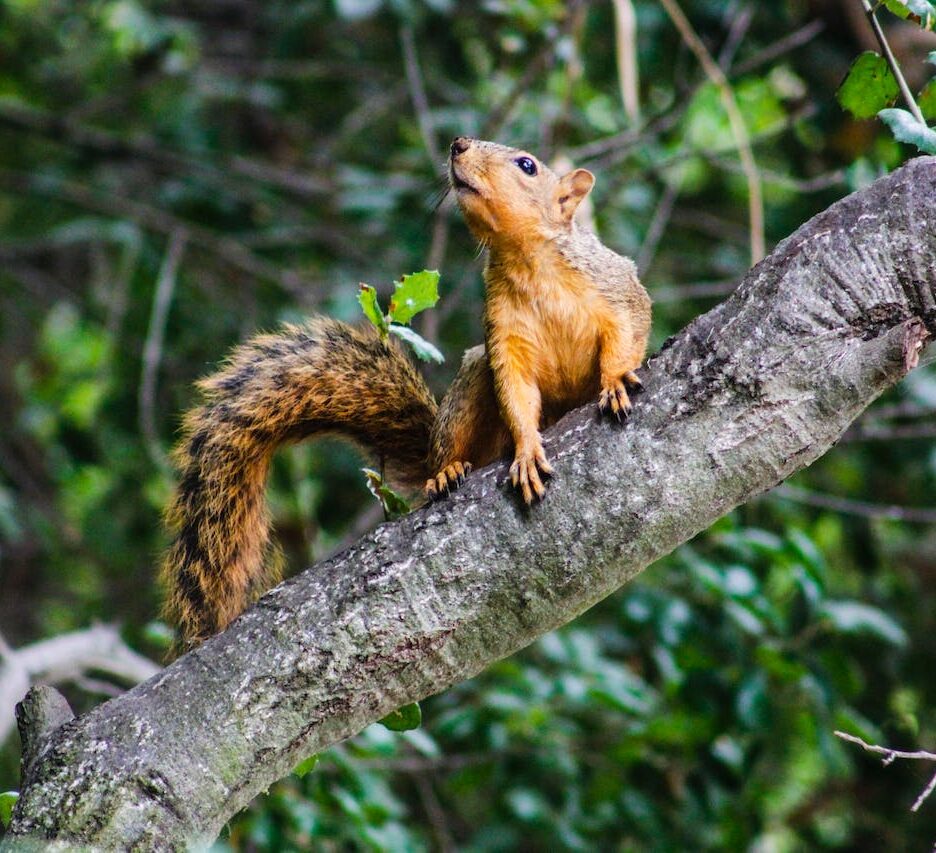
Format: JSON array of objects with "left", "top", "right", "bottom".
[{"left": 1, "top": 0, "right": 936, "bottom": 848}]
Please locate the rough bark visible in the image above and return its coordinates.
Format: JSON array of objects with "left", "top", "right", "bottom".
[{"left": 4, "top": 157, "right": 936, "bottom": 851}]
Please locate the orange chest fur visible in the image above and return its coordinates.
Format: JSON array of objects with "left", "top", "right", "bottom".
[{"left": 486, "top": 263, "right": 607, "bottom": 410}]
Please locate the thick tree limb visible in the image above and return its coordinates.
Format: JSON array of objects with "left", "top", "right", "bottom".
[{"left": 3, "top": 158, "right": 936, "bottom": 851}]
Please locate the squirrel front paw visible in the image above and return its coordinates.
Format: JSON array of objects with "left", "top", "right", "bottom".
[
  {"left": 425, "top": 461, "right": 473, "bottom": 500},
  {"left": 509, "top": 441, "right": 553, "bottom": 505}
]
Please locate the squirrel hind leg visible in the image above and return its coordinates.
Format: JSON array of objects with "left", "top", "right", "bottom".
[{"left": 425, "top": 460, "right": 473, "bottom": 500}]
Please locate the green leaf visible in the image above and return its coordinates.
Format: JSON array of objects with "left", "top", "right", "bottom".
[
  {"left": 293, "top": 753, "right": 319, "bottom": 778},
  {"left": 388, "top": 324, "right": 445, "bottom": 364},
  {"left": 362, "top": 468, "right": 411, "bottom": 519},
  {"left": 837, "top": 52, "right": 899, "bottom": 119},
  {"left": 883, "top": 0, "right": 936, "bottom": 28},
  {"left": 821, "top": 600, "right": 908, "bottom": 646},
  {"left": 379, "top": 702, "right": 422, "bottom": 731},
  {"left": 918, "top": 79, "right": 936, "bottom": 120},
  {"left": 878, "top": 107, "right": 936, "bottom": 153},
  {"left": 358, "top": 283, "right": 388, "bottom": 336},
  {"left": 0, "top": 791, "right": 18, "bottom": 828},
  {"left": 387, "top": 269, "right": 440, "bottom": 325},
  {"left": 884, "top": 0, "right": 913, "bottom": 19}
]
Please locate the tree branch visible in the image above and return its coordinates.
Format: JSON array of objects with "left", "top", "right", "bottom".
[
  {"left": 658, "top": 0, "right": 765, "bottom": 263},
  {"left": 0, "top": 625, "right": 161, "bottom": 747},
  {"left": 3, "top": 158, "right": 936, "bottom": 850},
  {"left": 834, "top": 730, "right": 936, "bottom": 812}
]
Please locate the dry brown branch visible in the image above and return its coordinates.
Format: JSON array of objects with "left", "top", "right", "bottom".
[
  {"left": 0, "top": 169, "right": 311, "bottom": 301},
  {"left": 834, "top": 730, "right": 936, "bottom": 812},
  {"left": 658, "top": 0, "right": 765, "bottom": 264},
  {"left": 772, "top": 484, "right": 936, "bottom": 524},
  {"left": 613, "top": 0, "right": 641, "bottom": 122},
  {"left": 139, "top": 231, "right": 187, "bottom": 471},
  {"left": 400, "top": 23, "right": 442, "bottom": 168}
]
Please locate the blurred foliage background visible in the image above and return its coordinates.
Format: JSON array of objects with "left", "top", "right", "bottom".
[{"left": 2, "top": 0, "right": 936, "bottom": 849}]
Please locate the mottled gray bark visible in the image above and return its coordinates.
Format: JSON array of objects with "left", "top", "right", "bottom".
[{"left": 4, "top": 157, "right": 936, "bottom": 851}]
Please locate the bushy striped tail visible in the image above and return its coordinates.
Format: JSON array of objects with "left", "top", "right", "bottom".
[{"left": 160, "top": 317, "right": 437, "bottom": 647}]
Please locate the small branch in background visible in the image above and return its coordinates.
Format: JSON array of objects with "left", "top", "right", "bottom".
[
  {"left": 612, "top": 0, "right": 641, "bottom": 123},
  {"left": 731, "top": 18, "right": 825, "bottom": 76},
  {"left": 652, "top": 278, "right": 738, "bottom": 302},
  {"left": 139, "top": 230, "right": 186, "bottom": 472},
  {"left": 321, "top": 501, "right": 386, "bottom": 562},
  {"left": 670, "top": 206, "right": 750, "bottom": 244},
  {"left": 717, "top": 4, "right": 754, "bottom": 70},
  {"left": 106, "top": 231, "right": 142, "bottom": 341},
  {"left": 419, "top": 206, "right": 451, "bottom": 346},
  {"left": 704, "top": 154, "right": 848, "bottom": 193},
  {"left": 0, "top": 169, "right": 311, "bottom": 301},
  {"left": 860, "top": 0, "right": 926, "bottom": 125},
  {"left": 834, "top": 730, "right": 936, "bottom": 812},
  {"left": 649, "top": 103, "right": 817, "bottom": 174},
  {"left": 399, "top": 21, "right": 452, "bottom": 346},
  {"left": 636, "top": 182, "right": 680, "bottom": 275},
  {"left": 658, "top": 0, "right": 765, "bottom": 264},
  {"left": 414, "top": 773, "right": 456, "bottom": 853},
  {"left": 843, "top": 401, "right": 936, "bottom": 442},
  {"left": 481, "top": 0, "right": 588, "bottom": 138},
  {"left": 400, "top": 23, "right": 442, "bottom": 169},
  {"left": 844, "top": 422, "right": 936, "bottom": 441},
  {"left": 0, "top": 624, "right": 161, "bottom": 745},
  {"left": 771, "top": 484, "right": 936, "bottom": 524},
  {"left": 0, "top": 100, "right": 332, "bottom": 205},
  {"left": 569, "top": 17, "right": 824, "bottom": 172}
]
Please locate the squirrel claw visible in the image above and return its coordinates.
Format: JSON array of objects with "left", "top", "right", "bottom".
[
  {"left": 509, "top": 445, "right": 553, "bottom": 505},
  {"left": 425, "top": 461, "right": 472, "bottom": 501},
  {"left": 622, "top": 371, "right": 643, "bottom": 393},
  {"left": 598, "top": 382, "right": 632, "bottom": 422}
]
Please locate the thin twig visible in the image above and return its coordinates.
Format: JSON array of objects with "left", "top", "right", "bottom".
[
  {"left": 414, "top": 773, "right": 456, "bottom": 852},
  {"left": 0, "top": 169, "right": 311, "bottom": 300},
  {"left": 612, "top": 0, "right": 641, "bottom": 122},
  {"left": 834, "top": 730, "right": 936, "bottom": 812},
  {"left": 652, "top": 278, "right": 738, "bottom": 302},
  {"left": 0, "top": 100, "right": 332, "bottom": 203},
  {"left": 400, "top": 24, "right": 442, "bottom": 168},
  {"left": 731, "top": 18, "right": 825, "bottom": 76},
  {"left": 717, "top": 4, "right": 754, "bottom": 70},
  {"left": 139, "top": 230, "right": 186, "bottom": 471},
  {"left": 569, "top": 18, "right": 824, "bottom": 166},
  {"left": 704, "top": 155, "right": 847, "bottom": 192},
  {"left": 636, "top": 182, "right": 680, "bottom": 274},
  {"left": 481, "top": 0, "right": 588, "bottom": 138},
  {"left": 860, "top": 0, "right": 926, "bottom": 125},
  {"left": 772, "top": 484, "right": 936, "bottom": 523},
  {"left": 658, "top": 0, "right": 765, "bottom": 264},
  {"left": 843, "top": 422, "right": 936, "bottom": 442},
  {"left": 835, "top": 730, "right": 936, "bottom": 763}
]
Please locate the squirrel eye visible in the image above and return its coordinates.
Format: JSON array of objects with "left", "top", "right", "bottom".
[{"left": 514, "top": 156, "right": 537, "bottom": 177}]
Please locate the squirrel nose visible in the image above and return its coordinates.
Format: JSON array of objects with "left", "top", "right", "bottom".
[{"left": 450, "top": 137, "right": 470, "bottom": 157}]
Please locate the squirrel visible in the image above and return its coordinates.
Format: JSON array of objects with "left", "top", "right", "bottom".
[{"left": 160, "top": 137, "right": 651, "bottom": 646}]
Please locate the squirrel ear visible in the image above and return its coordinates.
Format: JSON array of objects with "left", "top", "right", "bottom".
[{"left": 556, "top": 168, "right": 595, "bottom": 221}]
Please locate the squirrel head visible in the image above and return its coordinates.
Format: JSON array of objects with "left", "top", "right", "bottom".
[{"left": 449, "top": 137, "right": 595, "bottom": 249}]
